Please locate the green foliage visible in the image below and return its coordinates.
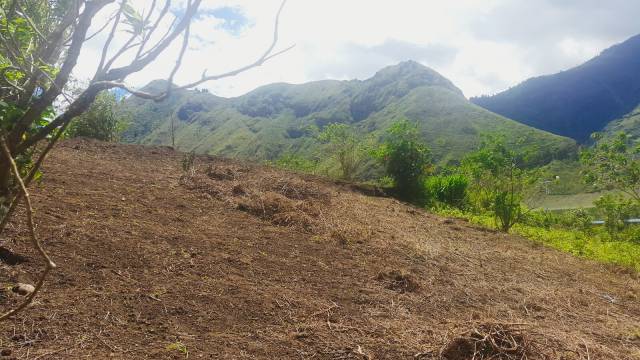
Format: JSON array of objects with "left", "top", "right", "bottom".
[
  {"left": 437, "top": 208, "right": 640, "bottom": 272},
  {"left": 121, "top": 63, "right": 577, "bottom": 172},
  {"left": 166, "top": 341, "right": 188, "bottom": 357},
  {"left": 0, "top": 99, "right": 52, "bottom": 190},
  {"left": 593, "top": 194, "right": 639, "bottom": 240},
  {"left": 602, "top": 105, "right": 640, "bottom": 146},
  {"left": 270, "top": 153, "right": 319, "bottom": 174},
  {"left": 521, "top": 209, "right": 593, "bottom": 232},
  {"left": 462, "top": 134, "right": 531, "bottom": 232},
  {"left": 424, "top": 174, "right": 468, "bottom": 208},
  {"left": 318, "top": 123, "right": 367, "bottom": 180},
  {"left": 375, "top": 120, "right": 431, "bottom": 203},
  {"left": 67, "top": 91, "right": 129, "bottom": 142},
  {"left": 493, "top": 191, "right": 523, "bottom": 232},
  {"left": 581, "top": 132, "right": 640, "bottom": 201}
]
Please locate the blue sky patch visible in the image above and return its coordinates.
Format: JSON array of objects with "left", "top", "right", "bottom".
[{"left": 206, "top": 6, "right": 250, "bottom": 35}]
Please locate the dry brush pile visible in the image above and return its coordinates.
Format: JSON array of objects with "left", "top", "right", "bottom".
[{"left": 180, "top": 158, "right": 376, "bottom": 245}]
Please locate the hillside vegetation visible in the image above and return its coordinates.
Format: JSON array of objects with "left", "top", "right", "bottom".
[
  {"left": 472, "top": 34, "right": 640, "bottom": 142},
  {"left": 604, "top": 105, "right": 640, "bottom": 142},
  {"left": 0, "top": 139, "right": 638, "bottom": 358},
  {"left": 122, "top": 61, "right": 576, "bottom": 169}
]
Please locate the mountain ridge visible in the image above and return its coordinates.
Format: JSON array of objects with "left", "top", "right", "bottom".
[
  {"left": 471, "top": 34, "right": 640, "bottom": 142},
  {"left": 122, "top": 61, "right": 577, "bottom": 170}
]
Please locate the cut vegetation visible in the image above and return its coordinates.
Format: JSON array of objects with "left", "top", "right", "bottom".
[{"left": 0, "top": 139, "right": 637, "bottom": 358}]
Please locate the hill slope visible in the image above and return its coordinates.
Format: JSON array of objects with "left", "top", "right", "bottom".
[
  {"left": 122, "top": 61, "right": 577, "bottom": 167},
  {"left": 0, "top": 139, "right": 638, "bottom": 358},
  {"left": 472, "top": 34, "right": 640, "bottom": 142},
  {"left": 603, "top": 104, "right": 640, "bottom": 143}
]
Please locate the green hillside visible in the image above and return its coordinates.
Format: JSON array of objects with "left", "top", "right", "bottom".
[
  {"left": 603, "top": 105, "right": 640, "bottom": 143},
  {"left": 122, "top": 61, "right": 577, "bottom": 168}
]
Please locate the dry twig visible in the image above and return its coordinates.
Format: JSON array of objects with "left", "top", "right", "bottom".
[{"left": 0, "top": 137, "right": 57, "bottom": 321}]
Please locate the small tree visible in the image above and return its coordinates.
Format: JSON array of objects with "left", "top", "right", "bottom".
[
  {"left": 66, "top": 90, "right": 128, "bottom": 141},
  {"left": 581, "top": 132, "right": 640, "bottom": 202},
  {"left": 318, "top": 123, "right": 366, "bottom": 180},
  {"left": 593, "top": 194, "right": 638, "bottom": 240},
  {"left": 376, "top": 120, "right": 431, "bottom": 203},
  {"left": 463, "top": 135, "right": 530, "bottom": 232}
]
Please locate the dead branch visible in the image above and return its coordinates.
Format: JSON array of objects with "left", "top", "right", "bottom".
[
  {"left": 135, "top": 0, "right": 171, "bottom": 59},
  {"left": 0, "top": 137, "right": 57, "bottom": 322},
  {"left": 96, "top": 1, "right": 125, "bottom": 75},
  {"left": 176, "top": 0, "right": 293, "bottom": 90}
]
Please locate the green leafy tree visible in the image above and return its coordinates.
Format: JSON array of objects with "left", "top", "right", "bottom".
[
  {"left": 462, "top": 135, "right": 531, "bottom": 232},
  {"left": 581, "top": 132, "right": 640, "bottom": 202},
  {"left": 318, "top": 123, "right": 366, "bottom": 180},
  {"left": 375, "top": 120, "right": 431, "bottom": 203},
  {"left": 67, "top": 91, "right": 129, "bottom": 141},
  {"left": 594, "top": 194, "right": 638, "bottom": 240}
]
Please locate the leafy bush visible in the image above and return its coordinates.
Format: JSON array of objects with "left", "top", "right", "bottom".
[
  {"left": 581, "top": 132, "right": 640, "bottom": 202},
  {"left": 594, "top": 194, "right": 639, "bottom": 240},
  {"left": 522, "top": 209, "right": 593, "bottom": 232},
  {"left": 67, "top": 91, "right": 129, "bottom": 142},
  {"left": 271, "top": 153, "right": 319, "bottom": 174},
  {"left": 375, "top": 120, "right": 431, "bottom": 203},
  {"left": 462, "top": 134, "right": 531, "bottom": 232},
  {"left": 493, "top": 191, "right": 523, "bottom": 232},
  {"left": 318, "top": 123, "right": 367, "bottom": 180},
  {"left": 425, "top": 174, "right": 468, "bottom": 208}
]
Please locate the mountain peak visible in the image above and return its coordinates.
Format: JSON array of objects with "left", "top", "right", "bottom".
[{"left": 369, "top": 60, "right": 464, "bottom": 97}]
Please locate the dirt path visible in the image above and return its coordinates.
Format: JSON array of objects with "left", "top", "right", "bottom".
[{"left": 0, "top": 139, "right": 638, "bottom": 359}]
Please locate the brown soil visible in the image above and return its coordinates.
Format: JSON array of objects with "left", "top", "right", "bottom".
[{"left": 0, "top": 138, "right": 638, "bottom": 359}]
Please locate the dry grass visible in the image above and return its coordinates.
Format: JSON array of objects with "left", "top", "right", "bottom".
[{"left": 0, "top": 138, "right": 638, "bottom": 359}]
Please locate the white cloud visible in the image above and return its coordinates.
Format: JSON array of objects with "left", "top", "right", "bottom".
[{"left": 73, "top": 0, "right": 640, "bottom": 99}]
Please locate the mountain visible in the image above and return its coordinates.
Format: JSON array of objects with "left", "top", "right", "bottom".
[
  {"left": 122, "top": 61, "right": 577, "bottom": 168},
  {"left": 471, "top": 34, "right": 640, "bottom": 142}
]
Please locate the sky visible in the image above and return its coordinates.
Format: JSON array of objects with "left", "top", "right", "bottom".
[{"left": 74, "top": 0, "right": 640, "bottom": 99}]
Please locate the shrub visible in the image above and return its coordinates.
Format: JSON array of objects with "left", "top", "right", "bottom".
[
  {"left": 594, "top": 194, "right": 639, "bottom": 240},
  {"left": 181, "top": 151, "right": 196, "bottom": 177},
  {"left": 425, "top": 174, "right": 468, "bottom": 208},
  {"left": 66, "top": 91, "right": 129, "bottom": 141},
  {"left": 271, "top": 153, "right": 319, "bottom": 174},
  {"left": 462, "top": 134, "right": 530, "bottom": 232},
  {"left": 318, "top": 123, "right": 367, "bottom": 180},
  {"left": 375, "top": 120, "right": 431, "bottom": 203},
  {"left": 493, "top": 191, "right": 523, "bottom": 232}
]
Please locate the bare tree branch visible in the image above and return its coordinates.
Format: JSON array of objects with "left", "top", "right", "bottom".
[
  {"left": 175, "top": 0, "right": 293, "bottom": 90},
  {"left": 14, "top": 0, "right": 47, "bottom": 42},
  {"left": 96, "top": 1, "right": 125, "bottom": 75},
  {"left": 134, "top": 0, "right": 170, "bottom": 59},
  {"left": 99, "top": 0, "right": 293, "bottom": 100},
  {"left": 103, "top": 0, "right": 201, "bottom": 81},
  {"left": 83, "top": 9, "right": 118, "bottom": 43},
  {"left": 10, "top": 0, "right": 113, "bottom": 150},
  {"left": 0, "top": 137, "right": 56, "bottom": 322}
]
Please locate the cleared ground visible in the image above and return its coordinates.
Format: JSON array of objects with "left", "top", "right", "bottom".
[{"left": 0, "top": 139, "right": 638, "bottom": 359}]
